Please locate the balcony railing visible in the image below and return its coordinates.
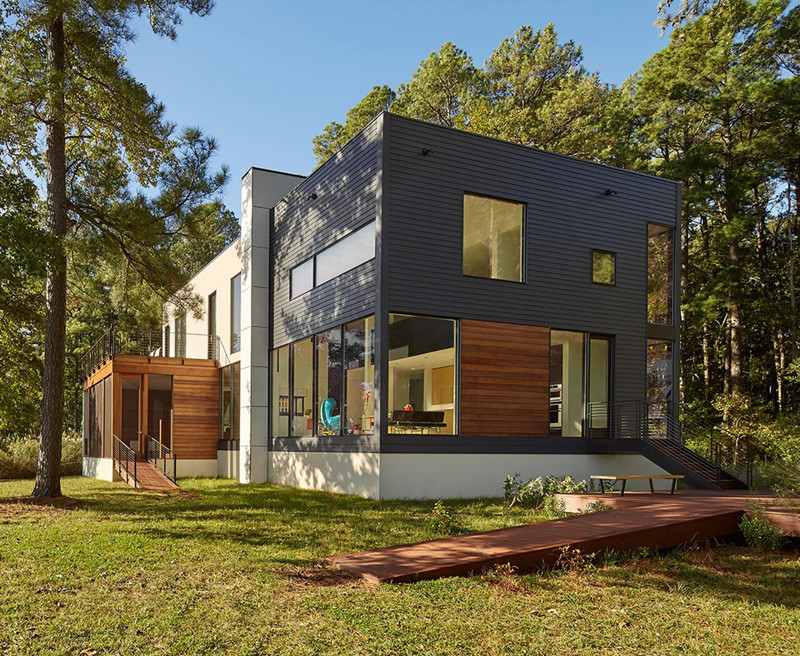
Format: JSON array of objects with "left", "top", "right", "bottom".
[{"left": 79, "top": 327, "right": 223, "bottom": 379}]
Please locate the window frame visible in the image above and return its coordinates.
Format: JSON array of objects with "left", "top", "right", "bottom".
[
  {"left": 462, "top": 191, "right": 527, "bottom": 284},
  {"left": 289, "top": 258, "right": 314, "bottom": 300},
  {"left": 591, "top": 249, "right": 617, "bottom": 286}
]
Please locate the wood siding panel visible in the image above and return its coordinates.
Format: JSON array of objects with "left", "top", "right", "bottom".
[
  {"left": 460, "top": 320, "right": 550, "bottom": 437},
  {"left": 172, "top": 373, "right": 219, "bottom": 460}
]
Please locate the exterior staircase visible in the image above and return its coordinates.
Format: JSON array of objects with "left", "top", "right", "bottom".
[
  {"left": 639, "top": 437, "right": 745, "bottom": 490},
  {"left": 590, "top": 400, "right": 753, "bottom": 491}
]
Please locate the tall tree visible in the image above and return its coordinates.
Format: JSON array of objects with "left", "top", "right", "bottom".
[
  {"left": 0, "top": 0, "right": 219, "bottom": 497},
  {"left": 313, "top": 85, "right": 395, "bottom": 164}
]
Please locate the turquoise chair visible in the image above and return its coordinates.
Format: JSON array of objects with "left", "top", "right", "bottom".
[{"left": 320, "top": 397, "right": 341, "bottom": 433}]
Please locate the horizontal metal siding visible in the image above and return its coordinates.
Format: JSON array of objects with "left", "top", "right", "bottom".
[
  {"left": 272, "top": 119, "right": 381, "bottom": 346},
  {"left": 385, "top": 115, "right": 681, "bottom": 404}
]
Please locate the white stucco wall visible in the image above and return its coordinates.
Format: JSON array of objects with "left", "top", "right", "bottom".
[
  {"left": 378, "top": 453, "right": 672, "bottom": 500},
  {"left": 164, "top": 239, "right": 243, "bottom": 364},
  {"left": 270, "top": 451, "right": 381, "bottom": 498},
  {"left": 175, "top": 459, "right": 218, "bottom": 478}
]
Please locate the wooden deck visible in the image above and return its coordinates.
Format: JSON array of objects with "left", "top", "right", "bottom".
[{"left": 330, "top": 491, "right": 798, "bottom": 585}]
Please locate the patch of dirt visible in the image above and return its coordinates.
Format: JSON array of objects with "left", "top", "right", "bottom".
[
  {"left": 160, "top": 490, "right": 200, "bottom": 500},
  {"left": 281, "top": 563, "right": 365, "bottom": 588},
  {"left": 0, "top": 496, "right": 82, "bottom": 520}
]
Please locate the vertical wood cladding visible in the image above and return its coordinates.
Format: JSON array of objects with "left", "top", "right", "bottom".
[{"left": 460, "top": 320, "right": 550, "bottom": 437}]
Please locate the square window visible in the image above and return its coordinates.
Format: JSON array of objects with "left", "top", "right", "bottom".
[
  {"left": 463, "top": 193, "right": 524, "bottom": 282},
  {"left": 592, "top": 250, "right": 616, "bottom": 286}
]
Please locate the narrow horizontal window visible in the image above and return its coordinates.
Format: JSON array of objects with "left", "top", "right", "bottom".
[
  {"left": 290, "top": 259, "right": 314, "bottom": 299},
  {"left": 315, "top": 221, "right": 376, "bottom": 286},
  {"left": 592, "top": 249, "right": 616, "bottom": 286}
]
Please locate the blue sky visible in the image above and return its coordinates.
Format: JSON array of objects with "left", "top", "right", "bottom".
[{"left": 125, "top": 1, "right": 674, "bottom": 215}]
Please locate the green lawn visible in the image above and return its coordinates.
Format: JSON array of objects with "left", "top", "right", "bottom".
[{"left": 1, "top": 477, "right": 799, "bottom": 656}]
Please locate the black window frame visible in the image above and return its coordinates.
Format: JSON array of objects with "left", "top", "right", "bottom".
[
  {"left": 462, "top": 191, "right": 527, "bottom": 284},
  {"left": 591, "top": 249, "right": 617, "bottom": 286}
]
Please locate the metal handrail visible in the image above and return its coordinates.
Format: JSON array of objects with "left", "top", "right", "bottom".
[
  {"left": 588, "top": 399, "right": 758, "bottom": 488},
  {"left": 79, "top": 328, "right": 222, "bottom": 379},
  {"left": 112, "top": 435, "right": 138, "bottom": 488},
  {"left": 146, "top": 435, "right": 177, "bottom": 484}
]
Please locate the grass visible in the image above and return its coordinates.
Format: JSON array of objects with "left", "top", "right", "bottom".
[{"left": 0, "top": 478, "right": 799, "bottom": 656}]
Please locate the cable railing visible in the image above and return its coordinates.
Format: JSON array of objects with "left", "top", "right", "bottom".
[
  {"left": 112, "top": 435, "right": 138, "bottom": 488},
  {"left": 146, "top": 435, "right": 177, "bottom": 484},
  {"left": 588, "top": 399, "right": 763, "bottom": 488},
  {"left": 79, "top": 327, "right": 222, "bottom": 378}
]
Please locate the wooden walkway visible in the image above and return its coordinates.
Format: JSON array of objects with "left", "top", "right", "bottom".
[{"left": 330, "top": 491, "right": 797, "bottom": 584}]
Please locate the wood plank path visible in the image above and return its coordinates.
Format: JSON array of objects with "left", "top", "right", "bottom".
[{"left": 330, "top": 499, "right": 746, "bottom": 584}]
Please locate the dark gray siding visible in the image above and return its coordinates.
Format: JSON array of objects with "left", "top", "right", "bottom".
[
  {"left": 271, "top": 118, "right": 381, "bottom": 346},
  {"left": 384, "top": 114, "right": 681, "bottom": 405}
]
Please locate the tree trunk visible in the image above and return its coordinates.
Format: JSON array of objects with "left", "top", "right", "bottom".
[{"left": 33, "top": 13, "right": 67, "bottom": 498}]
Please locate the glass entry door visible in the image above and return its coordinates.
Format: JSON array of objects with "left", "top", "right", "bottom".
[
  {"left": 121, "top": 376, "right": 142, "bottom": 454},
  {"left": 587, "top": 336, "right": 612, "bottom": 436}
]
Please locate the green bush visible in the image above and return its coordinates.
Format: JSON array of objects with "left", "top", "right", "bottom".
[
  {"left": 739, "top": 512, "right": 789, "bottom": 551},
  {"left": 0, "top": 431, "right": 82, "bottom": 480},
  {"left": 430, "top": 500, "right": 465, "bottom": 536},
  {"left": 504, "top": 473, "right": 587, "bottom": 509}
]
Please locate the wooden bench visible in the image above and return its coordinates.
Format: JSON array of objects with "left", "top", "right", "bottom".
[{"left": 590, "top": 474, "right": 684, "bottom": 496}]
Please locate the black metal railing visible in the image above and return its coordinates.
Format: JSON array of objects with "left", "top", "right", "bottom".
[
  {"left": 146, "top": 435, "right": 177, "bottom": 484},
  {"left": 79, "top": 328, "right": 221, "bottom": 379},
  {"left": 588, "top": 399, "right": 757, "bottom": 488},
  {"left": 113, "top": 435, "right": 138, "bottom": 488}
]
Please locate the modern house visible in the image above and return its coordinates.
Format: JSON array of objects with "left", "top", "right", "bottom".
[{"left": 82, "top": 112, "right": 731, "bottom": 499}]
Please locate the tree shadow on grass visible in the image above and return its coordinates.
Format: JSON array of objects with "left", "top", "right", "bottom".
[{"left": 593, "top": 545, "right": 800, "bottom": 609}]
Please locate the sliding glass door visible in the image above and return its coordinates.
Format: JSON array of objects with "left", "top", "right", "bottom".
[{"left": 549, "top": 331, "right": 612, "bottom": 437}]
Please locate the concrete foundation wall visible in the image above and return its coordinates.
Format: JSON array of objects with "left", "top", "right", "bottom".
[
  {"left": 270, "top": 451, "right": 380, "bottom": 498},
  {"left": 175, "top": 459, "right": 218, "bottom": 478},
  {"left": 379, "top": 453, "right": 671, "bottom": 500},
  {"left": 82, "top": 457, "right": 117, "bottom": 482},
  {"left": 217, "top": 450, "right": 240, "bottom": 479}
]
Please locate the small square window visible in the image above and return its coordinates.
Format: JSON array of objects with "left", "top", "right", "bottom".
[{"left": 592, "top": 250, "right": 616, "bottom": 286}]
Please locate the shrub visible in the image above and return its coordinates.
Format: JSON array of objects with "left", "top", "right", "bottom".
[
  {"left": 430, "top": 500, "right": 463, "bottom": 536},
  {"left": 503, "top": 473, "right": 587, "bottom": 509},
  {"left": 739, "top": 512, "right": 789, "bottom": 551},
  {"left": 0, "top": 431, "right": 82, "bottom": 480}
]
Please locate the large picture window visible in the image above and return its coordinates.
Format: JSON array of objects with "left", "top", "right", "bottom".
[
  {"left": 647, "top": 339, "right": 674, "bottom": 404},
  {"left": 463, "top": 193, "right": 524, "bottom": 282},
  {"left": 388, "top": 314, "right": 457, "bottom": 434},
  {"left": 549, "top": 330, "right": 585, "bottom": 437},
  {"left": 316, "top": 221, "right": 376, "bottom": 286},
  {"left": 648, "top": 224, "right": 674, "bottom": 325},
  {"left": 269, "top": 315, "right": 376, "bottom": 438}
]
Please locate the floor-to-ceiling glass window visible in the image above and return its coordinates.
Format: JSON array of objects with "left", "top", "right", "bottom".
[
  {"left": 175, "top": 312, "right": 187, "bottom": 358},
  {"left": 291, "top": 338, "right": 314, "bottom": 437},
  {"left": 271, "top": 345, "right": 289, "bottom": 437},
  {"left": 388, "top": 314, "right": 457, "bottom": 434},
  {"left": 549, "top": 330, "right": 585, "bottom": 437},
  {"left": 231, "top": 273, "right": 241, "bottom": 353},
  {"left": 648, "top": 224, "right": 674, "bottom": 326},
  {"left": 219, "top": 362, "right": 240, "bottom": 440},
  {"left": 147, "top": 374, "right": 173, "bottom": 447},
  {"left": 316, "top": 328, "right": 343, "bottom": 435},
  {"left": 587, "top": 337, "right": 611, "bottom": 434},
  {"left": 344, "top": 316, "right": 375, "bottom": 434}
]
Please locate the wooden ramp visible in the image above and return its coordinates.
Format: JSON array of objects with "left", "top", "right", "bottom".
[{"left": 330, "top": 502, "right": 744, "bottom": 584}]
